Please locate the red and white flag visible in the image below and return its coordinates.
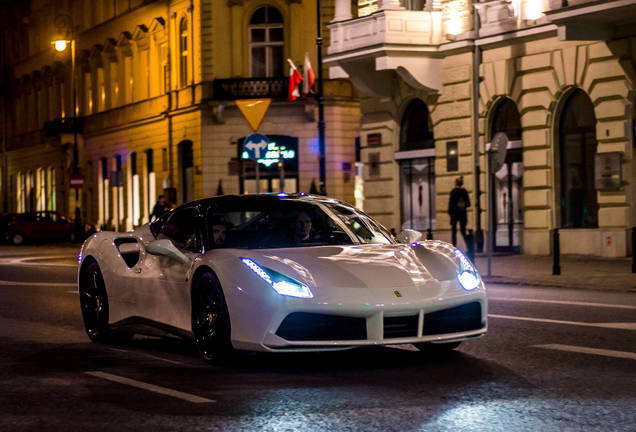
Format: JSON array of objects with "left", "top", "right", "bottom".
[
  {"left": 287, "top": 58, "right": 303, "bottom": 101},
  {"left": 302, "top": 53, "right": 315, "bottom": 98}
]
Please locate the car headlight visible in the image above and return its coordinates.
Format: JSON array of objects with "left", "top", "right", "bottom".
[
  {"left": 241, "top": 257, "right": 314, "bottom": 299},
  {"left": 454, "top": 249, "right": 481, "bottom": 291}
]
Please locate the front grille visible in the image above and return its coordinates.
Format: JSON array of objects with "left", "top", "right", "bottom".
[
  {"left": 276, "top": 312, "right": 367, "bottom": 341},
  {"left": 423, "top": 302, "right": 483, "bottom": 336},
  {"left": 384, "top": 315, "right": 418, "bottom": 338}
]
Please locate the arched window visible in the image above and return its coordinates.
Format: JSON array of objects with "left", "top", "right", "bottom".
[
  {"left": 559, "top": 90, "right": 598, "bottom": 228},
  {"left": 490, "top": 98, "right": 522, "bottom": 141},
  {"left": 400, "top": 99, "right": 434, "bottom": 151},
  {"left": 179, "top": 17, "right": 189, "bottom": 87},
  {"left": 249, "top": 6, "right": 284, "bottom": 77}
]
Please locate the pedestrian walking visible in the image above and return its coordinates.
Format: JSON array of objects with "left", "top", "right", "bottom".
[
  {"left": 150, "top": 195, "right": 171, "bottom": 221},
  {"left": 448, "top": 176, "right": 470, "bottom": 247}
]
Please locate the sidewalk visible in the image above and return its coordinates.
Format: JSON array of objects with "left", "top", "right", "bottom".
[{"left": 475, "top": 253, "right": 636, "bottom": 292}]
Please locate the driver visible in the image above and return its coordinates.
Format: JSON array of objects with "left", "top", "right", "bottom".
[
  {"left": 210, "top": 215, "right": 229, "bottom": 248},
  {"left": 292, "top": 210, "right": 314, "bottom": 244}
]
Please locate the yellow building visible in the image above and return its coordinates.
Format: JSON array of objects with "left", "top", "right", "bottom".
[
  {"left": 0, "top": 0, "right": 360, "bottom": 232},
  {"left": 326, "top": 0, "right": 636, "bottom": 257}
]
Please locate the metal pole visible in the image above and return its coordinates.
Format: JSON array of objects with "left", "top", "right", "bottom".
[
  {"left": 632, "top": 227, "right": 635, "bottom": 274},
  {"left": 71, "top": 37, "right": 81, "bottom": 236},
  {"left": 552, "top": 228, "right": 561, "bottom": 275},
  {"left": 256, "top": 163, "right": 260, "bottom": 194},
  {"left": 316, "top": 0, "right": 326, "bottom": 195},
  {"left": 487, "top": 152, "right": 493, "bottom": 277},
  {"left": 427, "top": 156, "right": 433, "bottom": 240},
  {"left": 279, "top": 150, "right": 285, "bottom": 192},
  {"left": 473, "top": 5, "right": 483, "bottom": 252}
]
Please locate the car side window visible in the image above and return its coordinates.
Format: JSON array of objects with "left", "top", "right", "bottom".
[{"left": 158, "top": 208, "right": 202, "bottom": 252}]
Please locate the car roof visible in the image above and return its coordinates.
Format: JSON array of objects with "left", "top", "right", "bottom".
[{"left": 175, "top": 194, "right": 353, "bottom": 212}]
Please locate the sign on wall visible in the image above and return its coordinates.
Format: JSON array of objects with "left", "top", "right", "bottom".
[{"left": 595, "top": 152, "right": 622, "bottom": 190}]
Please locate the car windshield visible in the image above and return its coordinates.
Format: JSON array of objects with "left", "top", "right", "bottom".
[{"left": 207, "top": 198, "right": 394, "bottom": 249}]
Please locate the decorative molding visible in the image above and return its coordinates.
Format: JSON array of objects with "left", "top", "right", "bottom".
[{"left": 227, "top": 0, "right": 243, "bottom": 6}]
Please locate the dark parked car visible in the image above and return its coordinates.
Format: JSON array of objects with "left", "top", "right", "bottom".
[{"left": 6, "top": 211, "right": 76, "bottom": 245}]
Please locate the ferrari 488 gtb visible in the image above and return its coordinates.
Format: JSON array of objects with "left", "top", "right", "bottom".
[{"left": 78, "top": 194, "right": 487, "bottom": 362}]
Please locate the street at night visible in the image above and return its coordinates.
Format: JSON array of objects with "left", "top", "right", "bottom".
[{"left": 1, "top": 245, "right": 634, "bottom": 431}]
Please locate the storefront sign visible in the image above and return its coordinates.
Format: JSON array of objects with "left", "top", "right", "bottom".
[{"left": 238, "top": 135, "right": 299, "bottom": 175}]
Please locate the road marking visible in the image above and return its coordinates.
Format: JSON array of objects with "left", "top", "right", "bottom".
[
  {"left": 85, "top": 371, "right": 215, "bottom": 403},
  {"left": 490, "top": 297, "right": 636, "bottom": 310},
  {"left": 533, "top": 344, "right": 636, "bottom": 361},
  {"left": 0, "top": 255, "right": 77, "bottom": 267},
  {"left": 0, "top": 280, "right": 76, "bottom": 288},
  {"left": 108, "top": 347, "right": 184, "bottom": 365},
  {"left": 488, "top": 314, "right": 636, "bottom": 330}
]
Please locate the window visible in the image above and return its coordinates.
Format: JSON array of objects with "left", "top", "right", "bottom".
[
  {"left": 159, "top": 43, "right": 169, "bottom": 93},
  {"left": 145, "top": 149, "right": 156, "bottom": 221},
  {"left": 99, "top": 157, "right": 109, "bottom": 228},
  {"left": 17, "top": 172, "right": 26, "bottom": 213},
  {"left": 179, "top": 17, "right": 189, "bottom": 87},
  {"left": 84, "top": 72, "right": 93, "bottom": 114},
  {"left": 559, "top": 90, "right": 598, "bottom": 228},
  {"left": 46, "top": 167, "right": 56, "bottom": 211},
  {"left": 97, "top": 68, "right": 105, "bottom": 112},
  {"left": 131, "top": 152, "right": 140, "bottom": 226},
  {"left": 109, "top": 61, "right": 119, "bottom": 107},
  {"left": 249, "top": 6, "right": 284, "bottom": 77},
  {"left": 124, "top": 56, "right": 133, "bottom": 104},
  {"left": 37, "top": 168, "right": 46, "bottom": 211},
  {"left": 158, "top": 208, "right": 201, "bottom": 252},
  {"left": 400, "top": 99, "right": 434, "bottom": 151}
]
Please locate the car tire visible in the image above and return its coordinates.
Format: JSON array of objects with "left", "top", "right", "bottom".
[
  {"left": 79, "top": 261, "right": 112, "bottom": 343},
  {"left": 413, "top": 341, "right": 462, "bottom": 354},
  {"left": 192, "top": 271, "right": 233, "bottom": 363},
  {"left": 11, "top": 232, "right": 24, "bottom": 245}
]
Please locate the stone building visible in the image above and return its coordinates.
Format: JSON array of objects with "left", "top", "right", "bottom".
[
  {"left": 0, "top": 0, "right": 360, "bottom": 232},
  {"left": 326, "top": 0, "right": 636, "bottom": 257}
]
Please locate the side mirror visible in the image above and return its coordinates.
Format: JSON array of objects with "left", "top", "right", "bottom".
[
  {"left": 146, "top": 239, "right": 190, "bottom": 264},
  {"left": 397, "top": 229, "right": 422, "bottom": 244}
]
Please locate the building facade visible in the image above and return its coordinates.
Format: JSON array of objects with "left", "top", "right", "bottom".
[
  {"left": 0, "top": 0, "right": 360, "bottom": 232},
  {"left": 326, "top": 0, "right": 636, "bottom": 257}
]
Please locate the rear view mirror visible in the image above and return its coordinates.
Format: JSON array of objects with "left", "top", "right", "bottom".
[
  {"left": 397, "top": 229, "right": 422, "bottom": 244},
  {"left": 146, "top": 239, "right": 190, "bottom": 264}
]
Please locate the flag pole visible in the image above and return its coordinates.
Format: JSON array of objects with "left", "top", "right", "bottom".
[{"left": 316, "top": 0, "right": 326, "bottom": 195}]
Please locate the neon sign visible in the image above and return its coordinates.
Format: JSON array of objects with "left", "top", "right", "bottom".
[{"left": 242, "top": 142, "right": 296, "bottom": 167}]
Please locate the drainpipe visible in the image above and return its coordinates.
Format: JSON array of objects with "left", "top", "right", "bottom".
[
  {"left": 189, "top": 0, "right": 195, "bottom": 106},
  {"left": 168, "top": 11, "right": 175, "bottom": 192},
  {"left": 473, "top": 4, "right": 484, "bottom": 252}
]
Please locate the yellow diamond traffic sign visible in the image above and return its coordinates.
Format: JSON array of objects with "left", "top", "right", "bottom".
[{"left": 235, "top": 98, "right": 272, "bottom": 132}]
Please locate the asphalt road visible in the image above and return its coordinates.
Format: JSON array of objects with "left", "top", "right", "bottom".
[{"left": 1, "top": 246, "right": 635, "bottom": 431}]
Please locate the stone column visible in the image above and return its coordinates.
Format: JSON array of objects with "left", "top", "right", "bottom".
[{"left": 333, "top": 0, "right": 352, "bottom": 21}]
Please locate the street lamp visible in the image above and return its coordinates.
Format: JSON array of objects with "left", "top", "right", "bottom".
[{"left": 52, "top": 14, "right": 81, "bottom": 235}]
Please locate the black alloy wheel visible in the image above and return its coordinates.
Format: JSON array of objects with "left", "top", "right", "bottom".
[
  {"left": 192, "top": 271, "right": 233, "bottom": 363},
  {"left": 79, "top": 261, "right": 111, "bottom": 342},
  {"left": 413, "top": 341, "right": 462, "bottom": 354}
]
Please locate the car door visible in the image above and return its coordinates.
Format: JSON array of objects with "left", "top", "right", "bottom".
[{"left": 137, "top": 207, "right": 203, "bottom": 331}]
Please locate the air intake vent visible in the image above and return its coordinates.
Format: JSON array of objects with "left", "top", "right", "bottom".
[
  {"left": 276, "top": 312, "right": 367, "bottom": 341},
  {"left": 384, "top": 315, "right": 418, "bottom": 338},
  {"left": 423, "top": 302, "right": 483, "bottom": 336}
]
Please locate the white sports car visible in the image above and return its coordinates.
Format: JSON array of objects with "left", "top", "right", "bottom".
[{"left": 78, "top": 194, "right": 487, "bottom": 362}]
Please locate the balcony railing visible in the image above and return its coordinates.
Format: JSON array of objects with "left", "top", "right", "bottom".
[{"left": 212, "top": 78, "right": 287, "bottom": 100}]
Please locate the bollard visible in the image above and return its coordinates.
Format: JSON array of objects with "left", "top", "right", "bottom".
[
  {"left": 426, "top": 228, "right": 433, "bottom": 240},
  {"left": 466, "top": 229, "right": 475, "bottom": 265},
  {"left": 632, "top": 227, "right": 635, "bottom": 274},
  {"left": 552, "top": 228, "right": 561, "bottom": 275}
]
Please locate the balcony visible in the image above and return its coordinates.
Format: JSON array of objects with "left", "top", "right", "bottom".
[
  {"left": 212, "top": 78, "right": 287, "bottom": 101},
  {"left": 545, "top": 0, "right": 636, "bottom": 40},
  {"left": 325, "top": 9, "right": 445, "bottom": 97},
  {"left": 43, "top": 117, "right": 83, "bottom": 136}
]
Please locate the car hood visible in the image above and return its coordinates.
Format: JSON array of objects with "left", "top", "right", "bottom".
[{"left": 241, "top": 243, "right": 455, "bottom": 291}]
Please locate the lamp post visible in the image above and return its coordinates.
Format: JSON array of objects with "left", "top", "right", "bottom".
[
  {"left": 316, "top": 0, "right": 326, "bottom": 195},
  {"left": 52, "top": 15, "right": 81, "bottom": 235}
]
